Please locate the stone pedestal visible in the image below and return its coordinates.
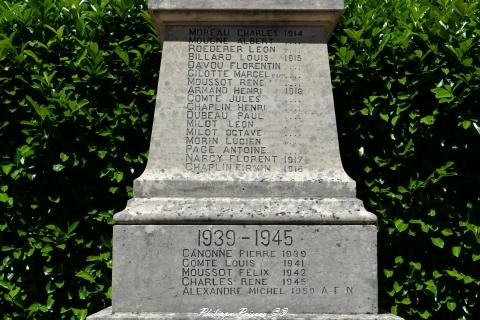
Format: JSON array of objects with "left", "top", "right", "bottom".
[
  {"left": 89, "top": 307, "right": 404, "bottom": 320},
  {"left": 88, "top": 1, "right": 403, "bottom": 319}
]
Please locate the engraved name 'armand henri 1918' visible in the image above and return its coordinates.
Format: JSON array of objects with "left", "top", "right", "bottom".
[
  {"left": 180, "top": 227, "right": 354, "bottom": 297},
  {"left": 184, "top": 27, "right": 312, "bottom": 174}
]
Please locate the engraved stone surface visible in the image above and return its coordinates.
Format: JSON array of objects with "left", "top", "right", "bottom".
[
  {"left": 148, "top": 0, "right": 345, "bottom": 10},
  {"left": 112, "top": 225, "right": 377, "bottom": 314},
  {"left": 133, "top": 26, "right": 355, "bottom": 199},
  {"left": 114, "top": 198, "right": 376, "bottom": 224},
  {"left": 87, "top": 1, "right": 405, "bottom": 320},
  {"left": 147, "top": 0, "right": 345, "bottom": 41},
  {"left": 89, "top": 307, "right": 404, "bottom": 320}
]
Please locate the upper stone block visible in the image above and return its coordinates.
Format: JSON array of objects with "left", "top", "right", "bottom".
[
  {"left": 133, "top": 24, "right": 356, "bottom": 199},
  {"left": 138, "top": 2, "right": 353, "bottom": 199},
  {"left": 148, "top": 0, "right": 344, "bottom": 41},
  {"left": 148, "top": 0, "right": 344, "bottom": 10}
]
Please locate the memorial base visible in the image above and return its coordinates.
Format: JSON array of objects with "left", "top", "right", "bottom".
[
  {"left": 112, "top": 224, "right": 377, "bottom": 314},
  {"left": 88, "top": 307, "right": 404, "bottom": 320}
]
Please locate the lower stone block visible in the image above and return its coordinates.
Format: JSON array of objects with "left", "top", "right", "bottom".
[
  {"left": 112, "top": 225, "right": 377, "bottom": 314},
  {"left": 87, "top": 307, "right": 404, "bottom": 320}
]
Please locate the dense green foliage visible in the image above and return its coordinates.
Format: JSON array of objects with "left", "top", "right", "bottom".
[
  {"left": 0, "top": 0, "right": 160, "bottom": 318},
  {"left": 331, "top": 0, "right": 480, "bottom": 318},
  {"left": 0, "top": 0, "right": 478, "bottom": 319}
]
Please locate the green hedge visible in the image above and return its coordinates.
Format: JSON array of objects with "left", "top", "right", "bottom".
[
  {"left": 0, "top": 0, "right": 160, "bottom": 318},
  {"left": 0, "top": 0, "right": 478, "bottom": 319},
  {"left": 330, "top": 0, "right": 480, "bottom": 318}
]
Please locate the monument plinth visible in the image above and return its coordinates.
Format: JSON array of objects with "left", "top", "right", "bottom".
[{"left": 88, "top": 1, "right": 404, "bottom": 319}]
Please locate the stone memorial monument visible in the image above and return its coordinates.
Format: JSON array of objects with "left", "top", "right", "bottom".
[{"left": 88, "top": 1, "right": 404, "bottom": 319}]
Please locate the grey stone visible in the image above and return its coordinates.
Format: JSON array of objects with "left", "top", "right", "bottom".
[
  {"left": 148, "top": 0, "right": 344, "bottom": 11},
  {"left": 114, "top": 198, "right": 377, "bottom": 224},
  {"left": 148, "top": 1, "right": 344, "bottom": 41},
  {"left": 89, "top": 307, "right": 404, "bottom": 320},
  {"left": 112, "top": 225, "right": 377, "bottom": 314},
  {"left": 87, "top": 0, "right": 407, "bottom": 319},
  {"left": 133, "top": 26, "right": 354, "bottom": 200}
]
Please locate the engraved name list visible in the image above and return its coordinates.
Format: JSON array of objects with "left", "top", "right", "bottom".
[
  {"left": 185, "top": 27, "right": 311, "bottom": 174},
  {"left": 180, "top": 226, "right": 355, "bottom": 298}
]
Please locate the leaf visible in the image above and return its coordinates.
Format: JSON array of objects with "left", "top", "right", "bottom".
[
  {"left": 424, "top": 279, "right": 437, "bottom": 296},
  {"left": 26, "top": 96, "right": 52, "bottom": 120},
  {"left": 337, "top": 46, "right": 355, "bottom": 64},
  {"left": 394, "top": 219, "right": 408, "bottom": 232},
  {"left": 52, "top": 164, "right": 65, "bottom": 172},
  {"left": 47, "top": 294, "right": 54, "bottom": 308},
  {"left": 462, "top": 120, "right": 471, "bottom": 129},
  {"left": 380, "top": 113, "right": 389, "bottom": 122},
  {"left": 48, "top": 196, "right": 60, "bottom": 204},
  {"left": 115, "top": 47, "right": 129, "bottom": 65},
  {"left": 9, "top": 286, "right": 20, "bottom": 298},
  {"left": 419, "top": 310, "right": 432, "bottom": 319},
  {"left": 67, "top": 222, "right": 79, "bottom": 235},
  {"left": 393, "top": 281, "right": 403, "bottom": 293},
  {"left": 452, "top": 246, "right": 461, "bottom": 257},
  {"left": 0, "top": 193, "right": 13, "bottom": 206},
  {"left": 409, "top": 261, "right": 421, "bottom": 270},
  {"left": 432, "top": 270, "right": 442, "bottom": 279},
  {"left": 60, "top": 153, "right": 69, "bottom": 162},
  {"left": 1, "top": 164, "right": 13, "bottom": 175},
  {"left": 431, "top": 86, "right": 454, "bottom": 103},
  {"left": 75, "top": 271, "right": 95, "bottom": 283},
  {"left": 113, "top": 171, "right": 123, "bottom": 183},
  {"left": 0, "top": 280, "right": 10, "bottom": 289},
  {"left": 401, "top": 296, "right": 411, "bottom": 305},
  {"left": 431, "top": 237, "right": 444, "bottom": 248},
  {"left": 441, "top": 228, "right": 453, "bottom": 236},
  {"left": 420, "top": 115, "right": 435, "bottom": 125},
  {"left": 447, "top": 301, "right": 456, "bottom": 311},
  {"left": 0, "top": 193, "right": 9, "bottom": 202},
  {"left": 345, "top": 28, "right": 364, "bottom": 42}
]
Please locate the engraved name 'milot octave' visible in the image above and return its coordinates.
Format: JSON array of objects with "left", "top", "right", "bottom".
[
  {"left": 181, "top": 227, "right": 354, "bottom": 297},
  {"left": 185, "top": 27, "right": 308, "bottom": 174}
]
